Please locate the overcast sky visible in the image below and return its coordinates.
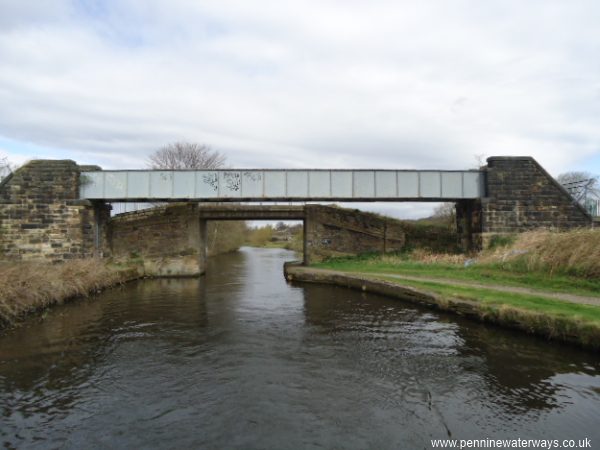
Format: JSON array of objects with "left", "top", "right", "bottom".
[{"left": 1, "top": 0, "right": 599, "bottom": 218}]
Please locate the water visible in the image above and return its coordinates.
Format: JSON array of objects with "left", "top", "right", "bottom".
[{"left": 1, "top": 247, "right": 599, "bottom": 449}]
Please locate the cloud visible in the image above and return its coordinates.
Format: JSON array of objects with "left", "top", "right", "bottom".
[
  {"left": 0, "top": 0, "right": 598, "bottom": 183},
  {"left": 0, "top": 0, "right": 70, "bottom": 29}
]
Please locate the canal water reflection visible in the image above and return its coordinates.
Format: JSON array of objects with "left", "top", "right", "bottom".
[{"left": 1, "top": 247, "right": 599, "bottom": 449}]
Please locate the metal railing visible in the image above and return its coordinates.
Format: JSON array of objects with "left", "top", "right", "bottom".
[
  {"left": 585, "top": 199, "right": 600, "bottom": 217},
  {"left": 561, "top": 178, "right": 600, "bottom": 217}
]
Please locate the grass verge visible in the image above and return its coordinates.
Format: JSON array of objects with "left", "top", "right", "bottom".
[
  {"left": 376, "top": 275, "right": 600, "bottom": 322},
  {"left": 314, "top": 255, "right": 600, "bottom": 297}
]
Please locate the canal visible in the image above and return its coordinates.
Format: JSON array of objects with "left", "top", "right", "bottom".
[{"left": 1, "top": 247, "right": 599, "bottom": 449}]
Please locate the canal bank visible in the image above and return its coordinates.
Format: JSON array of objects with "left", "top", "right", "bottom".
[
  {"left": 0, "top": 259, "right": 142, "bottom": 329},
  {"left": 284, "top": 263, "right": 600, "bottom": 351}
]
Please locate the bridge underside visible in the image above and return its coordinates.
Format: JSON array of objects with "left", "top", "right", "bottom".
[
  {"left": 107, "top": 203, "right": 407, "bottom": 275},
  {"left": 114, "top": 204, "right": 307, "bottom": 221},
  {"left": 195, "top": 204, "right": 306, "bottom": 221}
]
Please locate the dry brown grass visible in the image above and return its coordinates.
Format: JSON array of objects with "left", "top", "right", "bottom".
[
  {"left": 371, "top": 249, "right": 465, "bottom": 266},
  {"left": 0, "top": 259, "right": 133, "bottom": 326},
  {"left": 481, "top": 229, "right": 600, "bottom": 278},
  {"left": 363, "top": 228, "right": 600, "bottom": 279}
]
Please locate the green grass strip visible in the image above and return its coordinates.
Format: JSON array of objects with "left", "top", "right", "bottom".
[
  {"left": 314, "top": 258, "right": 600, "bottom": 297},
  {"left": 371, "top": 275, "right": 600, "bottom": 324}
]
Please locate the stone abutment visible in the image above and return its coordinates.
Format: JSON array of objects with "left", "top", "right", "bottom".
[
  {"left": 455, "top": 156, "right": 592, "bottom": 249},
  {"left": 0, "top": 160, "right": 109, "bottom": 261}
]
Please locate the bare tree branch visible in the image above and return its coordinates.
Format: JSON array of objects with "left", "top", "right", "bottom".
[
  {"left": 0, "top": 157, "right": 15, "bottom": 181},
  {"left": 431, "top": 202, "right": 456, "bottom": 230},
  {"left": 148, "top": 142, "right": 226, "bottom": 170},
  {"left": 557, "top": 171, "right": 598, "bottom": 187},
  {"left": 473, "top": 153, "right": 486, "bottom": 169}
]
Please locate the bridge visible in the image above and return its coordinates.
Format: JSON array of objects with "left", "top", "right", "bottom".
[
  {"left": 0, "top": 156, "right": 592, "bottom": 276},
  {"left": 80, "top": 169, "right": 484, "bottom": 202}
]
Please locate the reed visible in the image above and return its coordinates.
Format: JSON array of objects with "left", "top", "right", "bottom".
[
  {"left": 339, "top": 228, "right": 600, "bottom": 279},
  {"left": 0, "top": 259, "right": 133, "bottom": 326},
  {"left": 482, "top": 229, "right": 600, "bottom": 278}
]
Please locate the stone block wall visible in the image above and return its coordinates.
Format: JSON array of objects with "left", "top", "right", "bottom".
[
  {"left": 0, "top": 160, "right": 109, "bottom": 261},
  {"left": 481, "top": 157, "right": 591, "bottom": 243},
  {"left": 455, "top": 199, "right": 482, "bottom": 251},
  {"left": 401, "top": 220, "right": 461, "bottom": 253},
  {"left": 303, "top": 205, "right": 406, "bottom": 264},
  {"left": 108, "top": 203, "right": 207, "bottom": 276}
]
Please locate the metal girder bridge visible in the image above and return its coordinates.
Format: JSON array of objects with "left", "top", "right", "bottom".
[{"left": 80, "top": 169, "right": 485, "bottom": 202}]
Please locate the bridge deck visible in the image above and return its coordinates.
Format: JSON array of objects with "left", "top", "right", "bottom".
[{"left": 80, "top": 169, "right": 484, "bottom": 202}]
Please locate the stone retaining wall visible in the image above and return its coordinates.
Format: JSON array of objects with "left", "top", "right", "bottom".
[
  {"left": 303, "top": 205, "right": 406, "bottom": 264},
  {"left": 108, "top": 204, "right": 207, "bottom": 276}
]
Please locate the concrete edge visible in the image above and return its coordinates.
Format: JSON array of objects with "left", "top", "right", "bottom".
[{"left": 283, "top": 263, "right": 600, "bottom": 351}]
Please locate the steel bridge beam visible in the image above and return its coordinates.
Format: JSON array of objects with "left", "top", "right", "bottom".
[{"left": 80, "top": 169, "right": 485, "bottom": 202}]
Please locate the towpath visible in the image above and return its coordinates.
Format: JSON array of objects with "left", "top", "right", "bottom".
[{"left": 363, "top": 272, "right": 600, "bottom": 307}]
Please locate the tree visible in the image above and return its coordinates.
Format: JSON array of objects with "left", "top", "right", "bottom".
[
  {"left": 432, "top": 202, "right": 456, "bottom": 229},
  {"left": 148, "top": 142, "right": 226, "bottom": 170},
  {"left": 557, "top": 171, "right": 598, "bottom": 187},
  {"left": 433, "top": 203, "right": 455, "bottom": 218},
  {"left": 473, "top": 153, "right": 487, "bottom": 169},
  {"left": 0, "top": 157, "right": 14, "bottom": 181},
  {"left": 246, "top": 225, "right": 274, "bottom": 247}
]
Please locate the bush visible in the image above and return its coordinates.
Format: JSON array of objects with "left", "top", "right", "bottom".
[
  {"left": 207, "top": 221, "right": 248, "bottom": 256},
  {"left": 246, "top": 225, "right": 274, "bottom": 247},
  {"left": 401, "top": 221, "right": 461, "bottom": 254},
  {"left": 487, "top": 233, "right": 517, "bottom": 250}
]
